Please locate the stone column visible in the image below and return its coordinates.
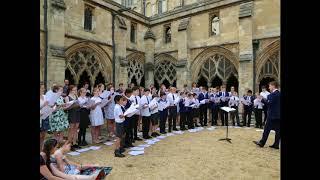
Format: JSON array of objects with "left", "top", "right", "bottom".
[
  {"left": 238, "top": 1, "right": 254, "bottom": 98},
  {"left": 114, "top": 15, "right": 128, "bottom": 89},
  {"left": 176, "top": 17, "right": 190, "bottom": 89},
  {"left": 144, "top": 29, "right": 156, "bottom": 88},
  {"left": 47, "top": 0, "right": 66, "bottom": 88}
]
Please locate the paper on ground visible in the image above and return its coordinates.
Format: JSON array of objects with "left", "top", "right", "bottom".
[
  {"left": 67, "top": 152, "right": 81, "bottom": 156},
  {"left": 207, "top": 127, "right": 216, "bottom": 131},
  {"left": 156, "top": 128, "right": 160, "bottom": 131},
  {"left": 157, "top": 135, "right": 167, "bottom": 139},
  {"left": 128, "top": 150, "right": 144, "bottom": 156},
  {"left": 104, "top": 142, "right": 114, "bottom": 146},
  {"left": 130, "top": 147, "right": 145, "bottom": 151},
  {"left": 256, "top": 129, "right": 263, "bottom": 132},
  {"left": 173, "top": 131, "right": 184, "bottom": 134},
  {"left": 76, "top": 147, "right": 91, "bottom": 153},
  {"left": 166, "top": 133, "right": 175, "bottom": 136},
  {"left": 138, "top": 144, "right": 151, "bottom": 148},
  {"left": 89, "top": 146, "right": 101, "bottom": 150}
]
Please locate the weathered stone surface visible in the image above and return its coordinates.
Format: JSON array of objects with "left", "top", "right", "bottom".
[
  {"left": 239, "top": 1, "right": 253, "bottom": 18},
  {"left": 178, "top": 17, "right": 190, "bottom": 31}
]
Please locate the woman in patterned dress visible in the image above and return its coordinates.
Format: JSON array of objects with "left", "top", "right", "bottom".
[{"left": 49, "top": 85, "right": 69, "bottom": 143}]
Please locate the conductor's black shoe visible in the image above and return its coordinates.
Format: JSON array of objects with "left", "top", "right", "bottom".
[
  {"left": 253, "top": 141, "right": 264, "bottom": 147},
  {"left": 269, "top": 145, "right": 279, "bottom": 149},
  {"left": 134, "top": 137, "right": 142, "bottom": 141}
]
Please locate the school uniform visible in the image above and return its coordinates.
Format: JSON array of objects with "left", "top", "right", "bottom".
[
  {"left": 114, "top": 104, "right": 125, "bottom": 140},
  {"left": 260, "top": 90, "right": 270, "bottom": 124},
  {"left": 150, "top": 98, "right": 160, "bottom": 127},
  {"left": 254, "top": 98, "right": 264, "bottom": 128},
  {"left": 185, "top": 98, "right": 194, "bottom": 129},
  {"left": 158, "top": 98, "right": 169, "bottom": 134},
  {"left": 124, "top": 98, "right": 133, "bottom": 146},
  {"left": 166, "top": 92, "right": 179, "bottom": 132},
  {"left": 229, "top": 95, "right": 240, "bottom": 126},
  {"left": 140, "top": 95, "right": 152, "bottom": 138},
  {"left": 129, "top": 95, "right": 142, "bottom": 140},
  {"left": 209, "top": 93, "right": 220, "bottom": 126},
  {"left": 242, "top": 95, "right": 255, "bottom": 127},
  {"left": 77, "top": 96, "right": 90, "bottom": 145},
  {"left": 218, "top": 91, "right": 230, "bottom": 126},
  {"left": 198, "top": 91, "right": 209, "bottom": 126},
  {"left": 178, "top": 98, "right": 187, "bottom": 130},
  {"left": 192, "top": 98, "right": 200, "bottom": 128}
]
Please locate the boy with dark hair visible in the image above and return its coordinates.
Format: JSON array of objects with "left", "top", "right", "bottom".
[{"left": 113, "top": 95, "right": 127, "bottom": 157}]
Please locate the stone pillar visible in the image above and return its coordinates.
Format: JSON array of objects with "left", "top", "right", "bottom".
[
  {"left": 177, "top": 17, "right": 190, "bottom": 89},
  {"left": 114, "top": 15, "right": 128, "bottom": 89},
  {"left": 238, "top": 1, "right": 254, "bottom": 98},
  {"left": 144, "top": 29, "right": 156, "bottom": 88},
  {"left": 47, "top": 0, "right": 66, "bottom": 88}
]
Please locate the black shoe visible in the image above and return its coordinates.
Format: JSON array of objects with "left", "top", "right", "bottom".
[
  {"left": 247, "top": 125, "right": 250, "bottom": 127},
  {"left": 132, "top": 140, "right": 135, "bottom": 143},
  {"left": 173, "top": 128, "right": 178, "bottom": 131},
  {"left": 72, "top": 144, "right": 80, "bottom": 149},
  {"left": 82, "top": 141, "right": 88, "bottom": 146},
  {"left": 147, "top": 135, "right": 153, "bottom": 139},
  {"left": 253, "top": 141, "right": 264, "bottom": 147},
  {"left": 255, "top": 126, "right": 259, "bottom": 128},
  {"left": 70, "top": 146, "right": 76, "bottom": 151},
  {"left": 195, "top": 124, "right": 200, "bottom": 127},
  {"left": 129, "top": 143, "right": 134, "bottom": 147},
  {"left": 204, "top": 124, "right": 208, "bottom": 126},
  {"left": 168, "top": 130, "right": 172, "bottom": 133},
  {"left": 114, "top": 150, "right": 125, "bottom": 158},
  {"left": 269, "top": 145, "right": 279, "bottom": 149},
  {"left": 160, "top": 131, "right": 167, "bottom": 134},
  {"left": 119, "top": 147, "right": 125, "bottom": 153},
  {"left": 134, "top": 137, "right": 142, "bottom": 141},
  {"left": 143, "top": 136, "right": 151, "bottom": 139},
  {"left": 155, "top": 132, "right": 161, "bottom": 136}
]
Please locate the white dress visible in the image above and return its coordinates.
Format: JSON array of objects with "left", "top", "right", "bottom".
[
  {"left": 89, "top": 97, "right": 104, "bottom": 126},
  {"left": 104, "top": 93, "right": 117, "bottom": 119}
]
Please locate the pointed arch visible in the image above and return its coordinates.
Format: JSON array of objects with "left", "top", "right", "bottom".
[
  {"left": 154, "top": 53, "right": 178, "bottom": 85},
  {"left": 65, "top": 41, "right": 112, "bottom": 86},
  {"left": 127, "top": 52, "right": 145, "bottom": 86}
]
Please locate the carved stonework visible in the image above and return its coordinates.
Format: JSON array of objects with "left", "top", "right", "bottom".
[
  {"left": 239, "top": 1, "right": 253, "bottom": 18},
  {"left": 178, "top": 17, "right": 190, "bottom": 31},
  {"left": 144, "top": 28, "right": 156, "bottom": 40},
  {"left": 49, "top": 45, "right": 65, "bottom": 58},
  {"left": 154, "top": 54, "right": 178, "bottom": 85},
  {"left": 115, "top": 15, "right": 127, "bottom": 30},
  {"left": 145, "top": 62, "right": 154, "bottom": 71},
  {"left": 119, "top": 57, "right": 128, "bottom": 67},
  {"left": 176, "top": 59, "right": 188, "bottom": 68},
  {"left": 51, "top": 0, "right": 66, "bottom": 10},
  {"left": 239, "top": 53, "right": 253, "bottom": 61}
]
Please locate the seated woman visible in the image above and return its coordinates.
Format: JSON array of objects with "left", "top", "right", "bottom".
[
  {"left": 41, "top": 138, "right": 104, "bottom": 180},
  {"left": 52, "top": 141, "right": 112, "bottom": 178}
]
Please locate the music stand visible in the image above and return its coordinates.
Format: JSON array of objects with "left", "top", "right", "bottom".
[{"left": 218, "top": 107, "right": 236, "bottom": 143}]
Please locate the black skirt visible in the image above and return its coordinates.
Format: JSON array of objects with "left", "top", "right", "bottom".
[{"left": 79, "top": 108, "right": 90, "bottom": 128}]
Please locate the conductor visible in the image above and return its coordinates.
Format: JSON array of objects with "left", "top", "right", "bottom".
[{"left": 253, "top": 81, "right": 280, "bottom": 149}]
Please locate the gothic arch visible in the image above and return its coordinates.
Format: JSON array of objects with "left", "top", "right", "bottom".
[
  {"left": 256, "top": 39, "right": 280, "bottom": 85},
  {"left": 191, "top": 46, "right": 239, "bottom": 83},
  {"left": 127, "top": 52, "right": 145, "bottom": 86},
  {"left": 154, "top": 53, "right": 177, "bottom": 85},
  {"left": 65, "top": 41, "right": 112, "bottom": 86}
]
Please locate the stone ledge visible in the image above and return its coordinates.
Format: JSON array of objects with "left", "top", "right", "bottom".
[
  {"left": 144, "top": 29, "right": 156, "bottom": 40},
  {"left": 51, "top": 0, "right": 66, "bottom": 10},
  {"left": 239, "top": 53, "right": 253, "bottom": 61},
  {"left": 176, "top": 59, "right": 188, "bottom": 68},
  {"left": 145, "top": 62, "right": 154, "bottom": 71},
  {"left": 119, "top": 57, "right": 128, "bottom": 67},
  {"left": 178, "top": 17, "right": 190, "bottom": 31},
  {"left": 115, "top": 15, "right": 127, "bottom": 30}
]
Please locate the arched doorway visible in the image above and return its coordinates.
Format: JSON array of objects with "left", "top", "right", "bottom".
[
  {"left": 212, "top": 76, "right": 223, "bottom": 89},
  {"left": 256, "top": 39, "right": 280, "bottom": 92},
  {"left": 154, "top": 53, "right": 178, "bottom": 88},
  {"left": 226, "top": 74, "right": 239, "bottom": 92},
  {"left": 65, "top": 41, "right": 112, "bottom": 90}
]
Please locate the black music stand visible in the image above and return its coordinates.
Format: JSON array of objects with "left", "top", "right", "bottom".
[{"left": 218, "top": 107, "right": 236, "bottom": 143}]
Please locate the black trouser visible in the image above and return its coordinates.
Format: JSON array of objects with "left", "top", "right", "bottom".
[
  {"left": 199, "top": 104, "right": 208, "bottom": 125},
  {"left": 159, "top": 110, "right": 168, "bottom": 133},
  {"left": 132, "top": 115, "right": 139, "bottom": 139},
  {"left": 254, "top": 109, "right": 263, "bottom": 128},
  {"left": 124, "top": 118, "right": 133, "bottom": 145},
  {"left": 263, "top": 106, "right": 268, "bottom": 125},
  {"left": 230, "top": 106, "right": 240, "bottom": 126},
  {"left": 211, "top": 108, "right": 218, "bottom": 126},
  {"left": 78, "top": 127, "right": 86, "bottom": 144},
  {"left": 220, "top": 108, "right": 229, "bottom": 126},
  {"left": 242, "top": 108, "right": 252, "bottom": 127},
  {"left": 168, "top": 106, "right": 177, "bottom": 131},
  {"left": 186, "top": 111, "right": 193, "bottom": 128},
  {"left": 180, "top": 112, "right": 186, "bottom": 129},
  {"left": 259, "top": 120, "right": 280, "bottom": 147},
  {"left": 142, "top": 116, "right": 151, "bottom": 138}
]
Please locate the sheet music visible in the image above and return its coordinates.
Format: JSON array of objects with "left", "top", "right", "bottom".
[
  {"left": 46, "top": 92, "right": 60, "bottom": 106},
  {"left": 99, "top": 97, "right": 110, "bottom": 108},
  {"left": 124, "top": 104, "right": 140, "bottom": 117},
  {"left": 65, "top": 100, "right": 80, "bottom": 110},
  {"left": 220, "top": 106, "right": 236, "bottom": 112},
  {"left": 40, "top": 105, "right": 56, "bottom": 120},
  {"left": 200, "top": 99, "right": 209, "bottom": 104},
  {"left": 99, "top": 91, "right": 111, "bottom": 99},
  {"left": 240, "top": 97, "right": 249, "bottom": 105}
]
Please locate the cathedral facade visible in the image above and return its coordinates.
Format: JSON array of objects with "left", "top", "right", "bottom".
[{"left": 40, "top": 0, "right": 280, "bottom": 96}]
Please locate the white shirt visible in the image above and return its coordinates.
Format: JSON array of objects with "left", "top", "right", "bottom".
[
  {"left": 260, "top": 90, "right": 270, "bottom": 99},
  {"left": 77, "top": 96, "right": 88, "bottom": 106},
  {"left": 254, "top": 99, "right": 264, "bottom": 109},
  {"left": 140, "top": 95, "right": 151, "bottom": 117},
  {"left": 167, "top": 92, "right": 178, "bottom": 106},
  {"left": 114, "top": 104, "right": 125, "bottom": 123},
  {"left": 149, "top": 98, "right": 159, "bottom": 114},
  {"left": 158, "top": 98, "right": 169, "bottom": 111},
  {"left": 129, "top": 95, "right": 141, "bottom": 115},
  {"left": 229, "top": 96, "right": 239, "bottom": 107}
]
